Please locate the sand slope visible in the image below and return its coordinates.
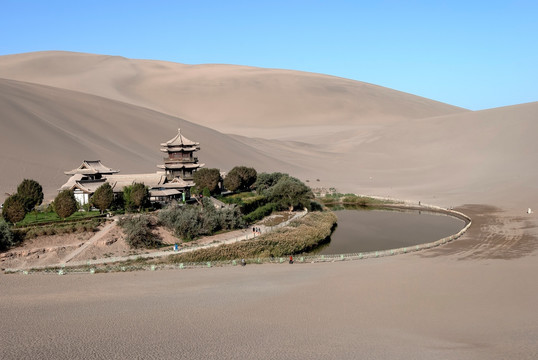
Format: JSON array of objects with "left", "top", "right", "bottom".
[
  {"left": 0, "top": 51, "right": 467, "bottom": 137},
  {"left": 0, "top": 78, "right": 294, "bottom": 202}
]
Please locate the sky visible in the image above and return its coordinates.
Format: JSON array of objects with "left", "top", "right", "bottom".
[{"left": 1, "top": 0, "right": 537, "bottom": 110}]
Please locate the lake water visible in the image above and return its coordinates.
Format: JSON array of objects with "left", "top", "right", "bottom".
[{"left": 312, "top": 208, "right": 468, "bottom": 255}]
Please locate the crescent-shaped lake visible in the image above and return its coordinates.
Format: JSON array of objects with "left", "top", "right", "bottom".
[{"left": 312, "top": 207, "right": 468, "bottom": 255}]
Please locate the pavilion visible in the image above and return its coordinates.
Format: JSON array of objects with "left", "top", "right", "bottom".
[{"left": 59, "top": 129, "right": 204, "bottom": 205}]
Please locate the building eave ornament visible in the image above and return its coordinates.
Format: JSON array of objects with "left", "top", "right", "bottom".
[{"left": 160, "top": 128, "right": 199, "bottom": 148}]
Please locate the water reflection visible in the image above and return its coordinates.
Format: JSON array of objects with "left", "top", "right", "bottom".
[{"left": 310, "top": 207, "right": 467, "bottom": 255}]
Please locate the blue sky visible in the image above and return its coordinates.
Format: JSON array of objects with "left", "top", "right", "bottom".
[{"left": 1, "top": 0, "right": 537, "bottom": 110}]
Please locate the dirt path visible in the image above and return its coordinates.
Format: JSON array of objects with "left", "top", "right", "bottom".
[
  {"left": 60, "top": 218, "right": 119, "bottom": 264},
  {"left": 6, "top": 210, "right": 307, "bottom": 271}
]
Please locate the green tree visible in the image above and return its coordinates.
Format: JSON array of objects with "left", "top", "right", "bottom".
[
  {"left": 2, "top": 194, "right": 27, "bottom": 224},
  {"left": 224, "top": 166, "right": 257, "bottom": 192},
  {"left": 54, "top": 190, "right": 78, "bottom": 219},
  {"left": 91, "top": 183, "right": 114, "bottom": 213},
  {"left": 193, "top": 168, "right": 221, "bottom": 195},
  {"left": 254, "top": 172, "right": 287, "bottom": 194},
  {"left": 268, "top": 176, "right": 313, "bottom": 211},
  {"left": 130, "top": 183, "right": 150, "bottom": 211},
  {"left": 17, "top": 179, "right": 44, "bottom": 212},
  {"left": 0, "top": 218, "right": 14, "bottom": 251}
]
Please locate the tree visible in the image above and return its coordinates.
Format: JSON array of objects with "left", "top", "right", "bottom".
[
  {"left": 268, "top": 176, "right": 313, "bottom": 211},
  {"left": 17, "top": 179, "right": 44, "bottom": 213},
  {"left": 193, "top": 168, "right": 221, "bottom": 195},
  {"left": 224, "top": 166, "right": 257, "bottom": 192},
  {"left": 2, "top": 194, "right": 27, "bottom": 224},
  {"left": 254, "top": 172, "right": 287, "bottom": 194},
  {"left": 0, "top": 218, "right": 14, "bottom": 251},
  {"left": 54, "top": 190, "right": 78, "bottom": 219},
  {"left": 91, "top": 183, "right": 114, "bottom": 213},
  {"left": 130, "top": 183, "right": 150, "bottom": 211}
]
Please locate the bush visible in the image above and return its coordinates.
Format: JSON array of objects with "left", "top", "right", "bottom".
[
  {"left": 54, "top": 190, "right": 78, "bottom": 219},
  {"left": 118, "top": 215, "right": 161, "bottom": 248},
  {"left": 0, "top": 218, "right": 14, "bottom": 251},
  {"left": 243, "top": 203, "right": 277, "bottom": 224},
  {"left": 158, "top": 200, "right": 244, "bottom": 241}
]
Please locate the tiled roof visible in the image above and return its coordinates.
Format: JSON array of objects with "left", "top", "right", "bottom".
[
  {"left": 160, "top": 128, "right": 199, "bottom": 148},
  {"left": 65, "top": 160, "right": 119, "bottom": 175}
]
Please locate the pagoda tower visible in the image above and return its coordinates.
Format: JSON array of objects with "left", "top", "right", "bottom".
[{"left": 158, "top": 129, "right": 204, "bottom": 181}]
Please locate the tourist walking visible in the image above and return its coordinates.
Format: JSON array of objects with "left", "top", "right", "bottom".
[{"left": 289, "top": 255, "right": 293, "bottom": 264}]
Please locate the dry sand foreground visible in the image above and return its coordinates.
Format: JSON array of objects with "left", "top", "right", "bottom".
[
  {"left": 1, "top": 51, "right": 537, "bottom": 359},
  {"left": 1, "top": 251, "right": 537, "bottom": 360}
]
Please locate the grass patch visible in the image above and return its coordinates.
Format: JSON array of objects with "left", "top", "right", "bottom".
[
  {"left": 318, "top": 193, "right": 399, "bottom": 207},
  {"left": 15, "top": 211, "right": 103, "bottom": 227}
]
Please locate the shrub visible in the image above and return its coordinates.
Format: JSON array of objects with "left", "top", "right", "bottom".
[
  {"left": 0, "top": 218, "right": 14, "bottom": 251},
  {"left": 54, "top": 190, "right": 78, "bottom": 219},
  {"left": 24, "top": 228, "right": 38, "bottom": 240},
  {"left": 243, "top": 203, "right": 277, "bottom": 224},
  {"left": 118, "top": 215, "right": 161, "bottom": 248},
  {"left": 159, "top": 200, "right": 244, "bottom": 241}
]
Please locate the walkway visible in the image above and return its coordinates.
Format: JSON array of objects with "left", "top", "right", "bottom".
[
  {"left": 14, "top": 210, "right": 308, "bottom": 271},
  {"left": 60, "top": 217, "right": 119, "bottom": 264}
]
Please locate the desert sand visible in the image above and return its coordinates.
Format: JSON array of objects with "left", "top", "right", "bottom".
[{"left": 0, "top": 51, "right": 537, "bottom": 359}]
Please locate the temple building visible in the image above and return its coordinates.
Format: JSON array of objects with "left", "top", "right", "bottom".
[
  {"left": 158, "top": 128, "right": 203, "bottom": 181},
  {"left": 59, "top": 129, "right": 203, "bottom": 205}
]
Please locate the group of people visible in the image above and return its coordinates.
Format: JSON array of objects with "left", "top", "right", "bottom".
[{"left": 252, "top": 227, "right": 262, "bottom": 236}]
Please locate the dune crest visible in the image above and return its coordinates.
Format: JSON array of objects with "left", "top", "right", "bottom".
[{"left": 0, "top": 51, "right": 467, "bottom": 138}]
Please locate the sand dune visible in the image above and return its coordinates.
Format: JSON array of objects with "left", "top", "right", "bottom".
[
  {"left": 1, "top": 52, "right": 537, "bottom": 359},
  {"left": 0, "top": 54, "right": 537, "bottom": 216},
  {"left": 0, "top": 78, "right": 295, "bottom": 203},
  {"left": 0, "top": 51, "right": 467, "bottom": 138}
]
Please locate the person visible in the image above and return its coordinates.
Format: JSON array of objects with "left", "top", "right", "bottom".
[
  {"left": 289, "top": 255, "right": 293, "bottom": 264},
  {"left": 241, "top": 258, "right": 246, "bottom": 266}
]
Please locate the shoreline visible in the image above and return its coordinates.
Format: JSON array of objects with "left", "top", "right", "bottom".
[{"left": 4, "top": 200, "right": 472, "bottom": 274}]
